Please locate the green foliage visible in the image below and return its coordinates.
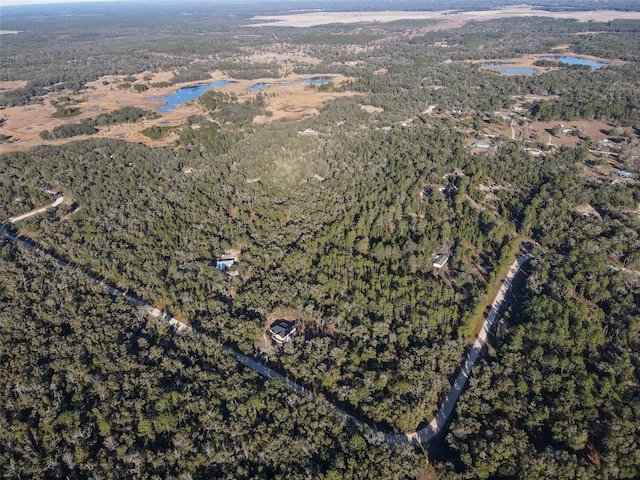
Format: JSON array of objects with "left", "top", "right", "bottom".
[
  {"left": 40, "top": 121, "right": 98, "bottom": 139},
  {"left": 0, "top": 244, "right": 422, "bottom": 479},
  {"left": 442, "top": 159, "right": 640, "bottom": 479},
  {"left": 170, "top": 69, "right": 211, "bottom": 85},
  {"left": 217, "top": 61, "right": 281, "bottom": 80},
  {"left": 140, "top": 125, "right": 175, "bottom": 140},
  {"left": 39, "top": 107, "right": 158, "bottom": 140},
  {"left": 2, "top": 6, "right": 640, "bottom": 478},
  {"left": 176, "top": 120, "right": 242, "bottom": 156},
  {"left": 294, "top": 34, "right": 382, "bottom": 45},
  {"left": 199, "top": 90, "right": 269, "bottom": 125},
  {"left": 51, "top": 106, "right": 81, "bottom": 118}
]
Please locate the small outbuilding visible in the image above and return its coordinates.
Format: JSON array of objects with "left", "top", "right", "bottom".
[
  {"left": 268, "top": 319, "right": 296, "bottom": 343},
  {"left": 433, "top": 253, "right": 450, "bottom": 269},
  {"left": 216, "top": 258, "right": 235, "bottom": 270}
]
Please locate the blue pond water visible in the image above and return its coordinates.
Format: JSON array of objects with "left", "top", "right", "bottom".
[
  {"left": 156, "top": 80, "right": 236, "bottom": 112},
  {"left": 483, "top": 62, "right": 536, "bottom": 75},
  {"left": 248, "top": 82, "right": 271, "bottom": 92},
  {"left": 298, "top": 76, "right": 333, "bottom": 84},
  {"left": 544, "top": 56, "right": 606, "bottom": 69},
  {"left": 496, "top": 67, "right": 537, "bottom": 75}
]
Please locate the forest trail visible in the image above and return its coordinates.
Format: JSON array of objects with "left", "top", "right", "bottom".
[
  {"left": 8, "top": 195, "right": 64, "bottom": 223},
  {"left": 607, "top": 264, "right": 640, "bottom": 277},
  {"left": 1, "top": 208, "right": 531, "bottom": 446}
]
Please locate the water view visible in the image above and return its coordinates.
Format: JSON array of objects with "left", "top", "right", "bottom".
[
  {"left": 497, "top": 67, "right": 537, "bottom": 75},
  {"left": 544, "top": 56, "right": 606, "bottom": 69},
  {"left": 483, "top": 62, "right": 536, "bottom": 75},
  {"left": 248, "top": 82, "right": 271, "bottom": 92},
  {"left": 156, "top": 79, "right": 236, "bottom": 112},
  {"left": 298, "top": 76, "right": 333, "bottom": 84}
]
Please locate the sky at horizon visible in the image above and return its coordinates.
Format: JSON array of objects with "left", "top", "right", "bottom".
[
  {"left": 1, "top": 0, "right": 124, "bottom": 6},
  {"left": 0, "top": 0, "right": 280, "bottom": 5}
]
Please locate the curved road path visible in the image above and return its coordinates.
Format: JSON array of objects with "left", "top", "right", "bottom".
[
  {"left": 8, "top": 195, "right": 64, "bottom": 223},
  {"left": 1, "top": 215, "right": 531, "bottom": 446}
]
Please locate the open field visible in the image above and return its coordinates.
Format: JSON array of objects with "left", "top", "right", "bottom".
[
  {"left": 250, "top": 7, "right": 640, "bottom": 27},
  {"left": 0, "top": 72, "right": 353, "bottom": 153}
]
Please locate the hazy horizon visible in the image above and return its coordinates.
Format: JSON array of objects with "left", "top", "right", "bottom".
[{"left": 1, "top": 0, "right": 126, "bottom": 6}]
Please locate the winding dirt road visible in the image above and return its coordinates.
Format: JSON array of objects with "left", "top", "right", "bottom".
[
  {"left": 1, "top": 202, "right": 532, "bottom": 446},
  {"left": 8, "top": 195, "right": 64, "bottom": 223}
]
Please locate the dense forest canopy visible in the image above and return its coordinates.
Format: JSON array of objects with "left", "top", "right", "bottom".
[{"left": 1, "top": 1, "right": 639, "bottom": 478}]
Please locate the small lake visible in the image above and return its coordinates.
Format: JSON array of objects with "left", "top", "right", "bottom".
[
  {"left": 156, "top": 79, "right": 236, "bottom": 112},
  {"left": 248, "top": 82, "right": 271, "bottom": 92},
  {"left": 492, "top": 67, "right": 537, "bottom": 75},
  {"left": 483, "top": 62, "right": 536, "bottom": 75},
  {"left": 298, "top": 76, "right": 333, "bottom": 84},
  {"left": 499, "top": 67, "right": 537, "bottom": 75},
  {"left": 543, "top": 56, "right": 606, "bottom": 69}
]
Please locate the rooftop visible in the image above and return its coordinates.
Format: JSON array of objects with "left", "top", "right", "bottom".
[
  {"left": 433, "top": 253, "right": 450, "bottom": 269},
  {"left": 268, "top": 319, "right": 296, "bottom": 343}
]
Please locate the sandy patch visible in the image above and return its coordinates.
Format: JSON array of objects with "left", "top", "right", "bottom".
[
  {"left": 254, "top": 331, "right": 276, "bottom": 355},
  {"left": 0, "top": 81, "right": 27, "bottom": 93},
  {"left": 222, "top": 247, "right": 242, "bottom": 261},
  {"left": 249, "top": 74, "right": 354, "bottom": 123},
  {"left": 361, "top": 105, "right": 384, "bottom": 114},
  {"left": 574, "top": 204, "right": 602, "bottom": 219},
  {"left": 249, "top": 8, "right": 640, "bottom": 28}
]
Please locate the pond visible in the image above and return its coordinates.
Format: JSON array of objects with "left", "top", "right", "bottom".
[
  {"left": 155, "top": 79, "right": 236, "bottom": 112},
  {"left": 248, "top": 82, "right": 271, "bottom": 92},
  {"left": 483, "top": 62, "right": 536, "bottom": 75},
  {"left": 494, "top": 67, "right": 537, "bottom": 75},
  {"left": 543, "top": 56, "right": 606, "bottom": 69},
  {"left": 298, "top": 76, "right": 333, "bottom": 84}
]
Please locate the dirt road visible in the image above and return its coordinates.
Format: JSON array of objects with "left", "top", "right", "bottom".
[
  {"left": 8, "top": 195, "right": 64, "bottom": 223},
  {"left": 2, "top": 201, "right": 532, "bottom": 446}
]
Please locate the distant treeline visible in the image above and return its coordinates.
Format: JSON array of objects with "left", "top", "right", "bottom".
[{"left": 39, "top": 107, "right": 158, "bottom": 140}]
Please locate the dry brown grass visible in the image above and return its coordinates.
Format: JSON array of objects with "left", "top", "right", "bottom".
[
  {"left": 249, "top": 7, "right": 640, "bottom": 28},
  {"left": 0, "top": 72, "right": 354, "bottom": 153}
]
